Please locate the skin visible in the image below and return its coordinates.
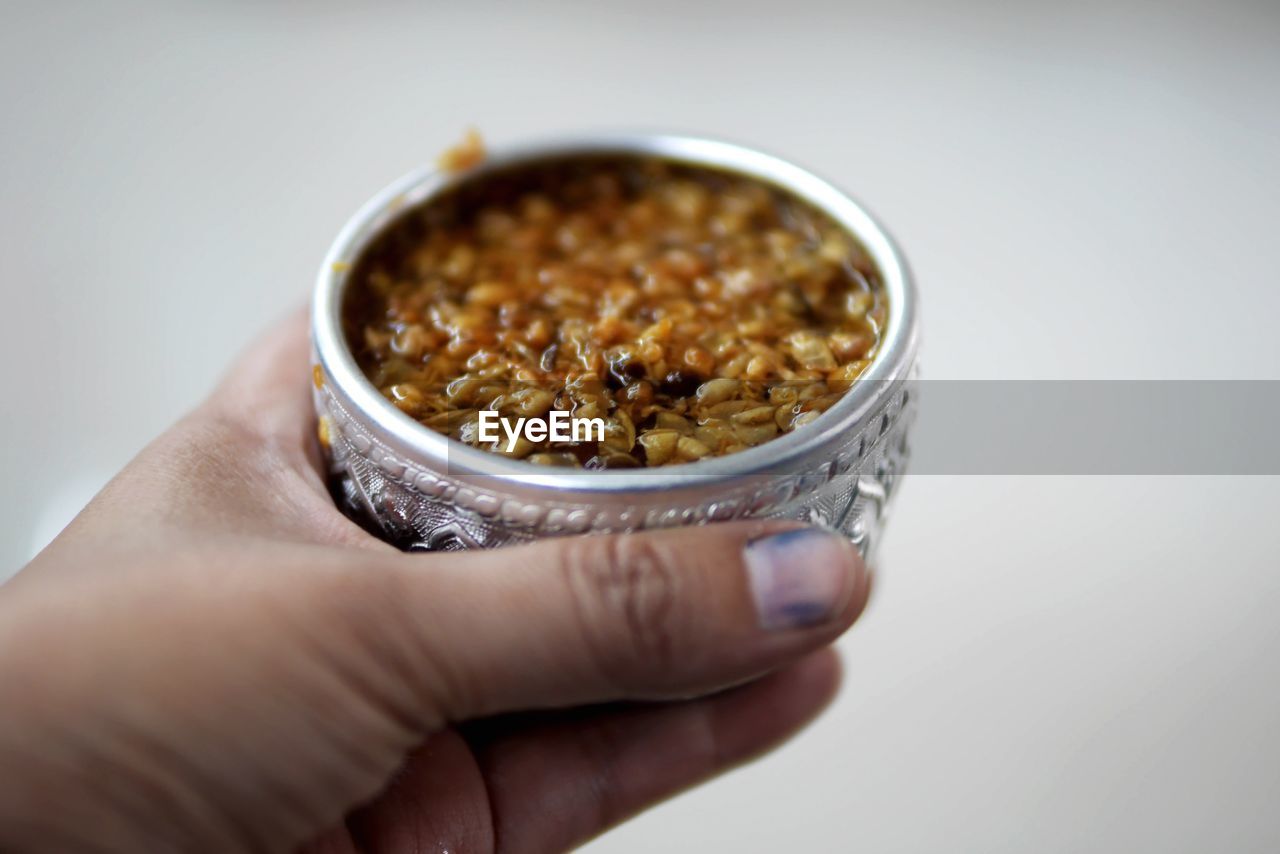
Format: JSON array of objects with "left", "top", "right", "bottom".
[{"left": 0, "top": 311, "right": 871, "bottom": 853}]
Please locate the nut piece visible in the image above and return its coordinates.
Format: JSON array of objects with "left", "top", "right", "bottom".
[
  {"left": 638, "top": 429, "right": 680, "bottom": 465},
  {"left": 437, "top": 128, "right": 486, "bottom": 172},
  {"left": 676, "top": 436, "right": 712, "bottom": 461},
  {"left": 695, "top": 378, "right": 740, "bottom": 407}
]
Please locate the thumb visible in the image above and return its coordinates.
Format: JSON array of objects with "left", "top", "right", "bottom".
[{"left": 366, "top": 520, "right": 870, "bottom": 722}]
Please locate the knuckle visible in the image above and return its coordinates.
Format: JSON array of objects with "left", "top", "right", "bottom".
[{"left": 559, "top": 534, "right": 688, "bottom": 682}]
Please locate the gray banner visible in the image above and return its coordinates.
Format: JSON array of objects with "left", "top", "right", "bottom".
[
  {"left": 908, "top": 380, "right": 1280, "bottom": 474},
  {"left": 414, "top": 379, "right": 1280, "bottom": 475}
]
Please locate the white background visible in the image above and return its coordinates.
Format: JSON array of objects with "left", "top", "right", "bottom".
[{"left": 3, "top": 1, "right": 1278, "bottom": 850}]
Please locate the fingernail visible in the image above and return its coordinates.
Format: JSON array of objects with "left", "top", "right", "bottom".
[{"left": 743, "top": 528, "right": 862, "bottom": 631}]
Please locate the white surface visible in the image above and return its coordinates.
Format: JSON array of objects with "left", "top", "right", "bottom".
[{"left": 2, "top": 1, "right": 1278, "bottom": 850}]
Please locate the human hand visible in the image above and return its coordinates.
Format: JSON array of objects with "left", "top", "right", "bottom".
[{"left": 0, "top": 311, "right": 871, "bottom": 853}]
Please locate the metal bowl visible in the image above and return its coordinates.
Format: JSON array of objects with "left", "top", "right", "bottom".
[{"left": 311, "top": 134, "right": 919, "bottom": 558}]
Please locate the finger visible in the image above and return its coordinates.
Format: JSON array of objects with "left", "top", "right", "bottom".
[
  {"left": 378, "top": 522, "right": 869, "bottom": 720},
  {"left": 195, "top": 307, "right": 396, "bottom": 549},
  {"left": 468, "top": 648, "right": 843, "bottom": 853},
  {"left": 323, "top": 650, "right": 840, "bottom": 854},
  {"left": 340, "top": 731, "right": 496, "bottom": 853},
  {"left": 67, "top": 306, "right": 378, "bottom": 549},
  {"left": 202, "top": 305, "right": 319, "bottom": 468}
]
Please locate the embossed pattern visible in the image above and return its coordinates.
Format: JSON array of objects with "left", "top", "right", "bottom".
[{"left": 315, "top": 368, "right": 915, "bottom": 561}]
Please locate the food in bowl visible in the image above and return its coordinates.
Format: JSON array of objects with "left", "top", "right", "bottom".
[{"left": 343, "top": 156, "right": 888, "bottom": 468}]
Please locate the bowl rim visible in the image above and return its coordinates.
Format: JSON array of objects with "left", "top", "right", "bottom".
[{"left": 312, "top": 132, "right": 918, "bottom": 495}]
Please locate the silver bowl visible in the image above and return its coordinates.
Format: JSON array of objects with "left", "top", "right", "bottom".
[{"left": 311, "top": 134, "right": 919, "bottom": 559}]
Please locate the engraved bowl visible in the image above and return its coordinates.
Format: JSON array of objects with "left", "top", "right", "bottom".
[{"left": 311, "top": 134, "right": 919, "bottom": 558}]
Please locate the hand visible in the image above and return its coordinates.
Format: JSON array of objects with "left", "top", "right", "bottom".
[{"left": 0, "top": 311, "right": 871, "bottom": 853}]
